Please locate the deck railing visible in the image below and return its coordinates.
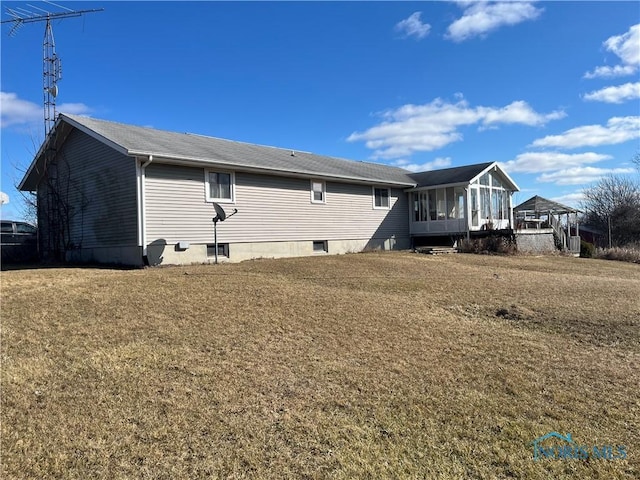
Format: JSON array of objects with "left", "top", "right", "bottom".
[{"left": 549, "top": 214, "right": 567, "bottom": 250}]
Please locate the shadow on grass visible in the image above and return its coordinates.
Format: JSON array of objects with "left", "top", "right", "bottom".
[{"left": 1, "top": 260, "right": 142, "bottom": 272}]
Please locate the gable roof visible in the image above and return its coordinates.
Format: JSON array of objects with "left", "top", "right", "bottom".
[
  {"left": 407, "top": 161, "right": 519, "bottom": 191},
  {"left": 514, "top": 195, "right": 580, "bottom": 214},
  {"left": 19, "top": 114, "right": 416, "bottom": 190}
]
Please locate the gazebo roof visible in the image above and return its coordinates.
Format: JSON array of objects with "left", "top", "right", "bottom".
[{"left": 514, "top": 195, "right": 580, "bottom": 214}]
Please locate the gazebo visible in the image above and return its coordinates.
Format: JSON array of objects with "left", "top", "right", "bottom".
[{"left": 514, "top": 195, "right": 581, "bottom": 253}]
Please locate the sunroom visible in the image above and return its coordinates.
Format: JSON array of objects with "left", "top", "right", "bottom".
[{"left": 406, "top": 162, "right": 519, "bottom": 239}]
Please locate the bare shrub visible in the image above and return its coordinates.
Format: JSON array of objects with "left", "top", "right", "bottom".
[
  {"left": 458, "top": 236, "right": 517, "bottom": 255},
  {"left": 594, "top": 242, "right": 640, "bottom": 263}
]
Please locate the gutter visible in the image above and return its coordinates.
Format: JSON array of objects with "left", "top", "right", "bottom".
[{"left": 136, "top": 155, "right": 153, "bottom": 262}]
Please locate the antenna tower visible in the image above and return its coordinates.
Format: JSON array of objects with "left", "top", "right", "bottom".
[{"left": 2, "top": 2, "right": 103, "bottom": 135}]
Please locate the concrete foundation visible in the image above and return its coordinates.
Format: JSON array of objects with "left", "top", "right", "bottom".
[
  {"left": 65, "top": 245, "right": 143, "bottom": 266},
  {"left": 515, "top": 229, "right": 556, "bottom": 254},
  {"left": 145, "top": 237, "right": 410, "bottom": 265}
]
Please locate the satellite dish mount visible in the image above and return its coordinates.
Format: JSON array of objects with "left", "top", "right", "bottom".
[{"left": 212, "top": 203, "right": 237, "bottom": 264}]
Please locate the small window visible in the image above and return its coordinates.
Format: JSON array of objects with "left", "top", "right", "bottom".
[
  {"left": 312, "top": 240, "right": 327, "bottom": 253},
  {"left": 373, "top": 187, "right": 390, "bottom": 209},
  {"left": 311, "top": 180, "right": 325, "bottom": 204},
  {"left": 205, "top": 170, "right": 234, "bottom": 203},
  {"left": 16, "top": 223, "right": 36, "bottom": 234},
  {"left": 207, "top": 243, "right": 229, "bottom": 257},
  {"left": 1, "top": 222, "right": 13, "bottom": 233}
]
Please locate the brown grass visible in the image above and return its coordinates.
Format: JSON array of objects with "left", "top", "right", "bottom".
[{"left": 2, "top": 252, "right": 639, "bottom": 479}]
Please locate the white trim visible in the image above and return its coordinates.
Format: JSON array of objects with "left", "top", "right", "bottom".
[
  {"left": 204, "top": 169, "right": 236, "bottom": 204},
  {"left": 372, "top": 186, "right": 391, "bottom": 210},
  {"left": 310, "top": 179, "right": 326, "bottom": 204},
  {"left": 140, "top": 156, "right": 153, "bottom": 255},
  {"left": 136, "top": 159, "right": 142, "bottom": 246}
]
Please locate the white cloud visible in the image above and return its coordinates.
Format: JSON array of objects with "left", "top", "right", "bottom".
[
  {"left": 604, "top": 24, "right": 640, "bottom": 67},
  {"left": 537, "top": 167, "right": 635, "bottom": 186},
  {"left": 0, "top": 92, "right": 41, "bottom": 128},
  {"left": 530, "top": 116, "right": 640, "bottom": 149},
  {"left": 552, "top": 192, "right": 585, "bottom": 206},
  {"left": 446, "top": 1, "right": 543, "bottom": 42},
  {"left": 347, "top": 97, "right": 564, "bottom": 159},
  {"left": 584, "top": 24, "right": 639, "bottom": 79},
  {"left": 583, "top": 65, "right": 636, "bottom": 79},
  {"left": 500, "top": 151, "right": 612, "bottom": 174},
  {"left": 1, "top": 91, "right": 91, "bottom": 129},
  {"left": 0, "top": 191, "right": 9, "bottom": 205},
  {"left": 392, "top": 157, "right": 452, "bottom": 173},
  {"left": 582, "top": 82, "right": 640, "bottom": 104},
  {"left": 395, "top": 12, "right": 431, "bottom": 39}
]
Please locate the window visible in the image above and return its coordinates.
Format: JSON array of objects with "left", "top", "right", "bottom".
[
  {"left": 313, "top": 240, "right": 327, "bottom": 253},
  {"left": 480, "top": 187, "right": 491, "bottom": 219},
  {"left": 16, "top": 223, "right": 36, "bottom": 234},
  {"left": 446, "top": 187, "right": 455, "bottom": 219},
  {"left": 1, "top": 222, "right": 13, "bottom": 233},
  {"left": 207, "top": 243, "right": 228, "bottom": 257},
  {"left": 471, "top": 188, "right": 479, "bottom": 226},
  {"left": 437, "top": 188, "right": 446, "bottom": 220},
  {"left": 205, "top": 170, "right": 234, "bottom": 203},
  {"left": 454, "top": 187, "right": 465, "bottom": 220},
  {"left": 428, "top": 190, "right": 437, "bottom": 221},
  {"left": 311, "top": 180, "right": 325, "bottom": 204},
  {"left": 373, "top": 187, "right": 390, "bottom": 209}
]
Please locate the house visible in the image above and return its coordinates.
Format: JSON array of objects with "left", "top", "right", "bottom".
[{"left": 19, "top": 114, "right": 519, "bottom": 265}]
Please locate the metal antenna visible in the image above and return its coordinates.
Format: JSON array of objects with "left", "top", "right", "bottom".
[{"left": 2, "top": 2, "right": 103, "bottom": 135}]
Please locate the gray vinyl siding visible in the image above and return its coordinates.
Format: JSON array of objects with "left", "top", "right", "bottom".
[
  {"left": 145, "top": 163, "right": 409, "bottom": 245},
  {"left": 38, "top": 129, "right": 137, "bottom": 251}
]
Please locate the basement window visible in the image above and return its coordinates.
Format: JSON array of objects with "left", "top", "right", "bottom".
[
  {"left": 207, "top": 243, "right": 229, "bottom": 258},
  {"left": 312, "top": 240, "right": 328, "bottom": 253}
]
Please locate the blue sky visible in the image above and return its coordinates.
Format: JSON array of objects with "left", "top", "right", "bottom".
[{"left": 1, "top": 1, "right": 639, "bottom": 220}]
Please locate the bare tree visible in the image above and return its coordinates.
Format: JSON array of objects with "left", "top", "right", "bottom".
[{"left": 581, "top": 174, "right": 640, "bottom": 247}]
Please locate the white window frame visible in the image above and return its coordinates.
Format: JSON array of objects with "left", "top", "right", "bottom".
[
  {"left": 373, "top": 187, "right": 391, "bottom": 210},
  {"left": 310, "top": 180, "right": 326, "bottom": 204},
  {"left": 205, "top": 169, "right": 235, "bottom": 203}
]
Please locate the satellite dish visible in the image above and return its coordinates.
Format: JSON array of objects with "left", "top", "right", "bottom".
[
  {"left": 213, "top": 202, "right": 227, "bottom": 222},
  {"left": 211, "top": 203, "right": 238, "bottom": 264},
  {"left": 48, "top": 85, "right": 58, "bottom": 97}
]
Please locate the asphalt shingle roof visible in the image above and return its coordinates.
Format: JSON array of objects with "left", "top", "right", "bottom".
[
  {"left": 408, "top": 162, "right": 494, "bottom": 188},
  {"left": 21, "top": 115, "right": 515, "bottom": 192},
  {"left": 514, "top": 195, "right": 579, "bottom": 214},
  {"left": 60, "top": 114, "right": 416, "bottom": 186}
]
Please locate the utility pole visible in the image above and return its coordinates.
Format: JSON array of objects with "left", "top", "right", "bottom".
[{"left": 2, "top": 2, "right": 103, "bottom": 135}]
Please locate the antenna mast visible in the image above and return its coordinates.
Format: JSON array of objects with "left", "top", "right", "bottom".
[{"left": 2, "top": 2, "right": 103, "bottom": 135}]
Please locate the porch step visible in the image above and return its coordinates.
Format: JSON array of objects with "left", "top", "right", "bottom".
[{"left": 416, "top": 246, "right": 458, "bottom": 255}]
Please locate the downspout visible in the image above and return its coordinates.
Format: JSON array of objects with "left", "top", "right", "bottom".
[{"left": 138, "top": 155, "right": 153, "bottom": 263}]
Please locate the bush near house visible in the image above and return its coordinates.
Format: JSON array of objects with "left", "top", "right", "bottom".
[
  {"left": 580, "top": 240, "right": 595, "bottom": 258},
  {"left": 594, "top": 242, "right": 640, "bottom": 263},
  {"left": 459, "top": 235, "right": 517, "bottom": 255}
]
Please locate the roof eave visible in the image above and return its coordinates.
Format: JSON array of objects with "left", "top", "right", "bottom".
[{"left": 130, "top": 152, "right": 417, "bottom": 187}]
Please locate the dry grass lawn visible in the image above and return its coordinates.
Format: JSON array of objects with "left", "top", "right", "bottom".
[{"left": 2, "top": 252, "right": 639, "bottom": 479}]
